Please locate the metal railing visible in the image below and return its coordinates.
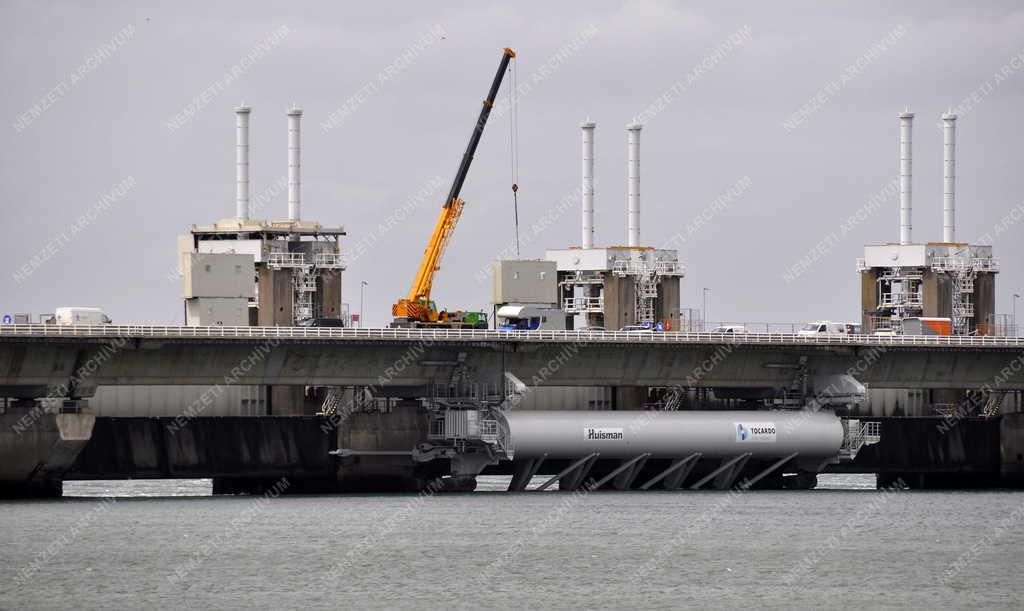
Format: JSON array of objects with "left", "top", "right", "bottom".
[
  {"left": 879, "top": 293, "right": 923, "bottom": 309},
  {"left": 562, "top": 296, "right": 604, "bottom": 313},
  {"left": 3, "top": 324, "right": 1024, "bottom": 348},
  {"left": 931, "top": 256, "right": 1000, "bottom": 273},
  {"left": 267, "top": 252, "right": 307, "bottom": 267},
  {"left": 314, "top": 253, "right": 347, "bottom": 269},
  {"left": 611, "top": 259, "right": 685, "bottom": 277},
  {"left": 842, "top": 420, "right": 881, "bottom": 458}
]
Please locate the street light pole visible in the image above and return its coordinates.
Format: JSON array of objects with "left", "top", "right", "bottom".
[
  {"left": 1014, "top": 293, "right": 1021, "bottom": 337},
  {"left": 359, "top": 281, "right": 368, "bottom": 328},
  {"left": 702, "top": 288, "right": 710, "bottom": 332}
]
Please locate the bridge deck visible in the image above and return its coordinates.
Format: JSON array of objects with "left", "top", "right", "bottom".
[
  {"left": 2, "top": 325, "right": 1022, "bottom": 393},
  {"left": 3, "top": 324, "right": 1023, "bottom": 349}
]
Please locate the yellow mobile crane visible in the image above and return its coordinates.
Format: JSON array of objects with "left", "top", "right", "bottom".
[{"left": 391, "top": 47, "right": 516, "bottom": 328}]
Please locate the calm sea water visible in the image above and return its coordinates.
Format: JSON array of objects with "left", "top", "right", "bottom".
[{"left": 1, "top": 475, "right": 1022, "bottom": 609}]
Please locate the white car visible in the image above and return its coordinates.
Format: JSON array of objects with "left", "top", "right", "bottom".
[
  {"left": 797, "top": 320, "right": 845, "bottom": 335},
  {"left": 710, "top": 325, "right": 747, "bottom": 334}
]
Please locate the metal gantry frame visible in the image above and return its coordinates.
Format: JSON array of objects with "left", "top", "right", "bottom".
[
  {"left": 559, "top": 271, "right": 606, "bottom": 315},
  {"left": 930, "top": 254, "right": 1000, "bottom": 335},
  {"left": 873, "top": 266, "right": 923, "bottom": 332},
  {"left": 861, "top": 251, "right": 999, "bottom": 335},
  {"left": 612, "top": 259, "right": 684, "bottom": 326},
  {"left": 267, "top": 250, "right": 348, "bottom": 324}
]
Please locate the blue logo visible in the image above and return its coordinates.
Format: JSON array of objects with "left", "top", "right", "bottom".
[
  {"left": 736, "top": 423, "right": 748, "bottom": 441},
  {"left": 1, "top": 314, "right": 11, "bottom": 324}
]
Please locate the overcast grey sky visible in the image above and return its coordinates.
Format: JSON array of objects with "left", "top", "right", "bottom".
[{"left": 1, "top": 1, "right": 1022, "bottom": 327}]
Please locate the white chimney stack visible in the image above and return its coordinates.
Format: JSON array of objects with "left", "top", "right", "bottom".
[
  {"left": 898, "top": 110, "right": 914, "bottom": 245},
  {"left": 287, "top": 106, "right": 303, "bottom": 223},
  {"left": 627, "top": 121, "right": 642, "bottom": 247},
  {"left": 235, "top": 105, "right": 251, "bottom": 220},
  {"left": 581, "top": 120, "right": 596, "bottom": 249},
  {"left": 942, "top": 111, "right": 957, "bottom": 243}
]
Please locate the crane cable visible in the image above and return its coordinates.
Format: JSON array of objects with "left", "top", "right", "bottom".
[{"left": 508, "top": 56, "right": 520, "bottom": 257}]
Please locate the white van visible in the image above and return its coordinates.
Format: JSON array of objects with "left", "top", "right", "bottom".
[
  {"left": 710, "top": 325, "right": 747, "bottom": 334},
  {"left": 54, "top": 307, "right": 112, "bottom": 325},
  {"left": 496, "top": 305, "right": 568, "bottom": 331},
  {"left": 797, "top": 320, "right": 845, "bottom": 336}
]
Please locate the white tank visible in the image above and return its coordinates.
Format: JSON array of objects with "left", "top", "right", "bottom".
[{"left": 501, "top": 410, "right": 843, "bottom": 461}]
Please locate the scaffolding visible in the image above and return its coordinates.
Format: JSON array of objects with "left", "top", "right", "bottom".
[
  {"left": 862, "top": 252, "right": 998, "bottom": 335},
  {"left": 869, "top": 266, "right": 924, "bottom": 332},
  {"left": 559, "top": 271, "right": 606, "bottom": 315},
  {"left": 267, "top": 250, "right": 348, "bottom": 324},
  {"left": 930, "top": 255, "right": 999, "bottom": 335},
  {"left": 547, "top": 248, "right": 684, "bottom": 329},
  {"left": 612, "top": 259, "right": 684, "bottom": 325}
]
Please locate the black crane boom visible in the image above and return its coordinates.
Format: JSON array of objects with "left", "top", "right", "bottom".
[{"left": 442, "top": 47, "right": 516, "bottom": 208}]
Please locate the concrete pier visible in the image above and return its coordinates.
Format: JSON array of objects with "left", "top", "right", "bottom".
[{"left": 0, "top": 410, "right": 95, "bottom": 498}]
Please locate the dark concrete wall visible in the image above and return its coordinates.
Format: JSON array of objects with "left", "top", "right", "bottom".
[
  {"left": 65, "top": 414, "right": 441, "bottom": 492},
  {"left": 604, "top": 275, "right": 637, "bottom": 329},
  {"left": 269, "top": 385, "right": 309, "bottom": 416},
  {"left": 0, "top": 412, "right": 95, "bottom": 483},
  {"left": 860, "top": 269, "right": 878, "bottom": 331},
  {"left": 256, "top": 267, "right": 306, "bottom": 414},
  {"left": 334, "top": 404, "right": 431, "bottom": 491},
  {"left": 257, "top": 267, "right": 293, "bottom": 326},
  {"left": 1001, "top": 412, "right": 1024, "bottom": 484},
  {"left": 655, "top": 276, "right": 681, "bottom": 330},
  {"left": 69, "top": 417, "right": 335, "bottom": 480},
  {"left": 319, "top": 272, "right": 342, "bottom": 320},
  {"left": 835, "top": 417, "right": 1001, "bottom": 481},
  {"left": 923, "top": 271, "right": 953, "bottom": 319},
  {"left": 974, "top": 272, "right": 996, "bottom": 335}
]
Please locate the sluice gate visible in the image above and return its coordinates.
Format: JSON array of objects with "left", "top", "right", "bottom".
[{"left": 444, "top": 410, "right": 851, "bottom": 492}]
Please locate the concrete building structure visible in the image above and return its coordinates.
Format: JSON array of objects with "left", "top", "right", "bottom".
[
  {"left": 179, "top": 105, "right": 348, "bottom": 328},
  {"left": 858, "top": 110, "right": 998, "bottom": 334},
  {"left": 490, "top": 259, "right": 557, "bottom": 307},
  {"left": 546, "top": 120, "right": 683, "bottom": 330},
  {"left": 173, "top": 105, "right": 349, "bottom": 415}
]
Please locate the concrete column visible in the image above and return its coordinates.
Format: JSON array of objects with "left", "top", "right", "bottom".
[{"left": 0, "top": 411, "right": 95, "bottom": 498}]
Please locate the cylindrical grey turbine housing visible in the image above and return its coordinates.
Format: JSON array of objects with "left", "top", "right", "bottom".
[{"left": 501, "top": 410, "right": 843, "bottom": 461}]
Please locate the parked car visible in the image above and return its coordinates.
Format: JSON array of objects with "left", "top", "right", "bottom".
[
  {"left": 797, "top": 320, "right": 845, "bottom": 335},
  {"left": 297, "top": 317, "right": 345, "bottom": 327},
  {"left": 619, "top": 324, "right": 654, "bottom": 332},
  {"left": 710, "top": 325, "right": 747, "bottom": 334},
  {"left": 578, "top": 326, "right": 607, "bottom": 332}
]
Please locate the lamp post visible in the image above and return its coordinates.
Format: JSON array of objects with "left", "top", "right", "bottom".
[
  {"left": 1014, "top": 293, "right": 1021, "bottom": 337},
  {"left": 359, "top": 281, "right": 368, "bottom": 328},
  {"left": 702, "top": 288, "right": 711, "bottom": 332}
]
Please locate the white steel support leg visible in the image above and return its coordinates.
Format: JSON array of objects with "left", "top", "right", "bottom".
[{"left": 536, "top": 453, "right": 599, "bottom": 492}]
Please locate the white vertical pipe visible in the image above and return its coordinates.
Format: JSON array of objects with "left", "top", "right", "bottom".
[
  {"left": 898, "top": 110, "right": 914, "bottom": 245},
  {"left": 942, "top": 111, "right": 957, "bottom": 243},
  {"left": 235, "top": 105, "right": 251, "bottom": 220},
  {"left": 581, "top": 120, "right": 596, "bottom": 249},
  {"left": 627, "top": 121, "right": 642, "bottom": 247},
  {"left": 287, "top": 106, "right": 302, "bottom": 223}
]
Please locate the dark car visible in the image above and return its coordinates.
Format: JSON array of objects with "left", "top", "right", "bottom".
[{"left": 296, "top": 317, "right": 345, "bottom": 327}]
